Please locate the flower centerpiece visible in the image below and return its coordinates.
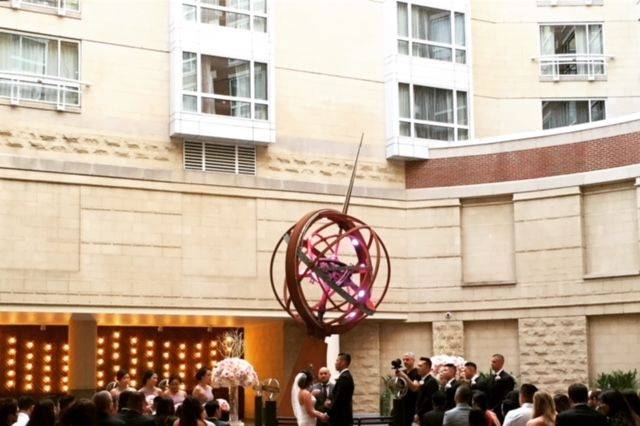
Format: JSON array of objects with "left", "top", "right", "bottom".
[
  {"left": 212, "top": 331, "right": 259, "bottom": 426},
  {"left": 429, "top": 355, "right": 467, "bottom": 381}
]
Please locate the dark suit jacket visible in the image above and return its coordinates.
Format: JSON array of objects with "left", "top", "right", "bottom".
[
  {"left": 116, "top": 409, "right": 155, "bottom": 426},
  {"left": 556, "top": 403, "right": 608, "bottom": 426},
  {"left": 206, "top": 417, "right": 230, "bottom": 426},
  {"left": 441, "top": 380, "right": 458, "bottom": 411},
  {"left": 422, "top": 408, "right": 445, "bottom": 426},
  {"left": 487, "top": 371, "right": 515, "bottom": 413},
  {"left": 312, "top": 382, "right": 335, "bottom": 413},
  {"left": 415, "top": 375, "right": 440, "bottom": 419},
  {"left": 98, "top": 411, "right": 126, "bottom": 426},
  {"left": 469, "top": 376, "right": 488, "bottom": 394},
  {"left": 329, "top": 370, "right": 354, "bottom": 426}
]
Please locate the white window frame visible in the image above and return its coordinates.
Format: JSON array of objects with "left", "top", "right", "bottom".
[
  {"left": 8, "top": 0, "right": 81, "bottom": 17},
  {"left": 540, "top": 98, "right": 606, "bottom": 130},
  {"left": 537, "top": 0, "right": 603, "bottom": 6},
  {"left": 0, "top": 29, "right": 86, "bottom": 111},
  {"left": 537, "top": 22, "right": 607, "bottom": 81},
  {"left": 182, "top": 52, "right": 268, "bottom": 121},
  {"left": 399, "top": 82, "right": 469, "bottom": 142},
  {"left": 396, "top": 1, "right": 466, "bottom": 64},
  {"left": 182, "top": 0, "right": 267, "bottom": 32}
]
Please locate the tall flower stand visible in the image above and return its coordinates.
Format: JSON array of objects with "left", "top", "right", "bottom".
[{"left": 213, "top": 358, "right": 259, "bottom": 426}]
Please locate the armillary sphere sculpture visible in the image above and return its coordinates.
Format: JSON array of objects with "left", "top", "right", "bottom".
[
  {"left": 270, "top": 134, "right": 391, "bottom": 338},
  {"left": 269, "top": 134, "right": 391, "bottom": 416}
]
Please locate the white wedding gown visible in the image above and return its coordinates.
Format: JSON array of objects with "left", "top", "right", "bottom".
[{"left": 292, "top": 373, "right": 317, "bottom": 426}]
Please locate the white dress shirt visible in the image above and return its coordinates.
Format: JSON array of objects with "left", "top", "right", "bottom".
[
  {"left": 502, "top": 402, "right": 533, "bottom": 426},
  {"left": 12, "top": 412, "right": 29, "bottom": 426}
]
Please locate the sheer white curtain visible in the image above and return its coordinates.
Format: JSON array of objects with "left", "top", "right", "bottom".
[
  {"left": 540, "top": 26, "right": 555, "bottom": 75},
  {"left": 573, "top": 26, "right": 588, "bottom": 74},
  {"left": 254, "top": 62, "right": 267, "bottom": 100},
  {"left": 398, "top": 84, "right": 410, "bottom": 118},
  {"left": 411, "top": 5, "right": 450, "bottom": 43},
  {"left": 589, "top": 25, "right": 604, "bottom": 74},
  {"left": 543, "top": 101, "right": 589, "bottom": 129},
  {"left": 413, "top": 85, "right": 453, "bottom": 123},
  {"left": 397, "top": 2, "right": 408, "bottom": 37}
]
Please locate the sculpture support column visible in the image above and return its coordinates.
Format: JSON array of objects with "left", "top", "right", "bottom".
[{"left": 68, "top": 313, "right": 97, "bottom": 398}]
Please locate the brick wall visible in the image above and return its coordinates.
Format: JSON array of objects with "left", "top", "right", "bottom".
[{"left": 406, "top": 132, "right": 640, "bottom": 188}]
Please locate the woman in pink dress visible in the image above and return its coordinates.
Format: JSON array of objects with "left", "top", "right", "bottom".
[
  {"left": 192, "top": 367, "right": 214, "bottom": 405},
  {"left": 163, "top": 375, "right": 187, "bottom": 406}
]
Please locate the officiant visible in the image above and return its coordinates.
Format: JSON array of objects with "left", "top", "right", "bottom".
[{"left": 311, "top": 367, "right": 334, "bottom": 424}]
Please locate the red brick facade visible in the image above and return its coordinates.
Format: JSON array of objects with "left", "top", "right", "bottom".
[{"left": 405, "top": 131, "right": 640, "bottom": 188}]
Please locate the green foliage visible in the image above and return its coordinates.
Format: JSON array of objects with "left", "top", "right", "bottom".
[
  {"left": 380, "top": 375, "right": 393, "bottom": 416},
  {"left": 595, "top": 370, "right": 639, "bottom": 391}
]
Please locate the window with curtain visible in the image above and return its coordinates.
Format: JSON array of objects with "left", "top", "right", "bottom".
[
  {"left": 539, "top": 24, "right": 604, "bottom": 76},
  {"left": 0, "top": 31, "right": 80, "bottom": 107},
  {"left": 182, "top": 51, "right": 269, "bottom": 120},
  {"left": 542, "top": 99, "right": 605, "bottom": 130},
  {"left": 398, "top": 83, "right": 468, "bottom": 142},
  {"left": 396, "top": 2, "right": 466, "bottom": 64},
  {"left": 183, "top": 0, "right": 267, "bottom": 33},
  {"left": 21, "top": 0, "right": 80, "bottom": 12}
]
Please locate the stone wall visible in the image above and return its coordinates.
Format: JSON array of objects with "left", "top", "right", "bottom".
[
  {"left": 432, "top": 321, "right": 464, "bottom": 356},
  {"left": 518, "top": 316, "right": 588, "bottom": 393},
  {"left": 341, "top": 323, "right": 381, "bottom": 414}
]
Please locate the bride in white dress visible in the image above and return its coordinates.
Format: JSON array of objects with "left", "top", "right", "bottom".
[{"left": 292, "top": 371, "right": 330, "bottom": 426}]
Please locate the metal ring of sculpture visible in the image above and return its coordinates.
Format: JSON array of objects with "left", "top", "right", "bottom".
[{"left": 270, "top": 209, "right": 391, "bottom": 338}]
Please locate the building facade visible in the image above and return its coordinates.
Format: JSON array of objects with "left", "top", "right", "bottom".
[{"left": 0, "top": 0, "right": 640, "bottom": 415}]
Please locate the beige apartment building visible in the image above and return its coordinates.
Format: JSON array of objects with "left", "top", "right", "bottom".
[{"left": 0, "top": 0, "right": 640, "bottom": 416}]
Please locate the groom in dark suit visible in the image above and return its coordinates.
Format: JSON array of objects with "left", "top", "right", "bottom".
[
  {"left": 487, "top": 354, "right": 515, "bottom": 421},
  {"left": 327, "top": 353, "right": 354, "bottom": 426}
]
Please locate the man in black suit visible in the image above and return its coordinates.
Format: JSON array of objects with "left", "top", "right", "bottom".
[
  {"left": 487, "top": 354, "right": 515, "bottom": 419},
  {"left": 439, "top": 363, "right": 458, "bottom": 410},
  {"left": 414, "top": 358, "right": 439, "bottom": 424},
  {"left": 116, "top": 392, "right": 154, "bottom": 426},
  {"left": 312, "top": 367, "right": 334, "bottom": 424},
  {"left": 327, "top": 353, "right": 355, "bottom": 426},
  {"left": 556, "top": 383, "right": 608, "bottom": 426},
  {"left": 205, "top": 400, "right": 230, "bottom": 426},
  {"left": 463, "top": 362, "right": 487, "bottom": 394},
  {"left": 422, "top": 391, "right": 446, "bottom": 426}
]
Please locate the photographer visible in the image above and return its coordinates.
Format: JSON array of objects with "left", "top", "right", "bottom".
[{"left": 393, "top": 353, "right": 421, "bottom": 426}]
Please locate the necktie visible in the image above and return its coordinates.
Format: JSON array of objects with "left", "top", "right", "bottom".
[{"left": 323, "top": 384, "right": 327, "bottom": 398}]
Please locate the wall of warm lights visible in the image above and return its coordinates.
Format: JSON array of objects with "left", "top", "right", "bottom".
[{"left": 0, "top": 325, "right": 244, "bottom": 409}]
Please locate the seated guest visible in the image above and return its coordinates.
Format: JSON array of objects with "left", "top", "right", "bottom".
[
  {"left": 162, "top": 376, "right": 187, "bottom": 407},
  {"left": 623, "top": 390, "right": 640, "bottom": 418},
  {"left": 117, "top": 392, "right": 154, "bottom": 426},
  {"left": 153, "top": 397, "right": 176, "bottom": 426},
  {"left": 526, "top": 391, "right": 555, "bottom": 426},
  {"left": 204, "top": 400, "right": 229, "bottom": 426},
  {"left": 93, "top": 391, "right": 124, "bottom": 426},
  {"left": 60, "top": 399, "right": 98, "bottom": 426},
  {"left": 599, "top": 390, "right": 640, "bottom": 426},
  {"left": 59, "top": 396, "right": 76, "bottom": 419},
  {"left": 26, "top": 399, "right": 55, "bottom": 426},
  {"left": 423, "top": 391, "right": 447, "bottom": 426},
  {"left": 12, "top": 396, "right": 35, "bottom": 426},
  {"left": 173, "top": 396, "right": 208, "bottom": 426},
  {"left": 472, "top": 391, "right": 499, "bottom": 426},
  {"left": 468, "top": 409, "right": 486, "bottom": 426},
  {"left": 443, "top": 385, "right": 472, "bottom": 426},
  {"left": 500, "top": 391, "right": 520, "bottom": 421},
  {"left": 553, "top": 394, "right": 571, "bottom": 414},
  {"left": 503, "top": 384, "right": 537, "bottom": 426},
  {"left": 118, "top": 392, "right": 134, "bottom": 414},
  {"left": 0, "top": 399, "right": 17, "bottom": 426},
  {"left": 556, "top": 383, "right": 607, "bottom": 426}
]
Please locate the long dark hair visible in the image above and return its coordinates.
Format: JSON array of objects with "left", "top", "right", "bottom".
[
  {"left": 60, "top": 399, "right": 97, "bottom": 426},
  {"left": 26, "top": 399, "right": 55, "bottom": 426},
  {"left": 601, "top": 390, "right": 640, "bottom": 426},
  {"left": 0, "top": 398, "right": 17, "bottom": 426},
  {"left": 297, "top": 370, "right": 314, "bottom": 389},
  {"left": 142, "top": 370, "right": 156, "bottom": 387},
  {"left": 179, "top": 396, "right": 203, "bottom": 426}
]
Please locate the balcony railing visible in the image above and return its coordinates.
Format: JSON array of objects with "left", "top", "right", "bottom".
[
  {"left": 0, "top": 71, "right": 87, "bottom": 110},
  {"left": 538, "top": 54, "right": 609, "bottom": 81}
]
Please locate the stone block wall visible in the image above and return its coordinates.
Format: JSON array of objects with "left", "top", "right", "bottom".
[
  {"left": 432, "top": 321, "right": 464, "bottom": 356},
  {"left": 341, "top": 323, "right": 381, "bottom": 414},
  {"left": 518, "top": 316, "right": 588, "bottom": 393}
]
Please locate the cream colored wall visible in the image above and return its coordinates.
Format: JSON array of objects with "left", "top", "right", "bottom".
[
  {"left": 464, "top": 320, "right": 519, "bottom": 378},
  {"left": 589, "top": 314, "right": 640, "bottom": 383},
  {"left": 471, "top": 0, "right": 640, "bottom": 137}
]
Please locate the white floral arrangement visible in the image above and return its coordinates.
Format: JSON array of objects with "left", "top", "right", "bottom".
[
  {"left": 429, "top": 355, "right": 467, "bottom": 379},
  {"left": 212, "top": 357, "right": 260, "bottom": 388}
]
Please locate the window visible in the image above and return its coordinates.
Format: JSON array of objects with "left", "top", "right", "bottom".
[
  {"left": 182, "top": 52, "right": 268, "bottom": 120},
  {"left": 0, "top": 31, "right": 80, "bottom": 109},
  {"left": 184, "top": 140, "right": 256, "bottom": 175},
  {"left": 542, "top": 99, "right": 605, "bottom": 129},
  {"left": 9, "top": 0, "right": 80, "bottom": 15},
  {"left": 182, "top": 0, "right": 267, "bottom": 32},
  {"left": 397, "top": 2, "right": 466, "bottom": 64},
  {"left": 539, "top": 24, "right": 605, "bottom": 79},
  {"left": 399, "top": 83, "right": 468, "bottom": 141}
]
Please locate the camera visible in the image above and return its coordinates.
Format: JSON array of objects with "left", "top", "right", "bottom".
[{"left": 391, "top": 358, "right": 402, "bottom": 370}]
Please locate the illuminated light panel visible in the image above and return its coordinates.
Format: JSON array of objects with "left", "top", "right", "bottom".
[
  {"left": 43, "top": 365, "right": 51, "bottom": 373},
  {"left": 97, "top": 337, "right": 105, "bottom": 345},
  {"left": 25, "top": 374, "right": 33, "bottom": 382},
  {"left": 97, "top": 359, "right": 104, "bottom": 366},
  {"left": 97, "top": 380, "right": 104, "bottom": 387},
  {"left": 163, "top": 363, "right": 170, "bottom": 370},
  {"left": 43, "top": 384, "right": 51, "bottom": 393},
  {"left": 112, "top": 365, "right": 120, "bottom": 372},
  {"left": 44, "top": 343, "right": 52, "bottom": 352},
  {"left": 145, "top": 350, "right": 153, "bottom": 357},
  {"left": 63, "top": 344, "right": 69, "bottom": 351},
  {"left": 163, "top": 342, "right": 170, "bottom": 348},
  {"left": 131, "top": 348, "right": 138, "bottom": 355},
  {"left": 8, "top": 348, "right": 16, "bottom": 356},
  {"left": 129, "top": 368, "right": 137, "bottom": 376},
  {"left": 26, "top": 353, "right": 34, "bottom": 360},
  {"left": 7, "top": 359, "right": 15, "bottom": 366},
  {"left": 62, "top": 355, "right": 69, "bottom": 362},
  {"left": 26, "top": 341, "right": 34, "bottom": 349},
  {"left": 62, "top": 385, "right": 68, "bottom": 392},
  {"left": 146, "top": 361, "right": 154, "bottom": 368},
  {"left": 44, "top": 355, "right": 52, "bottom": 363},
  {"left": 113, "top": 332, "right": 120, "bottom": 339},
  {"left": 179, "top": 343, "right": 186, "bottom": 350},
  {"left": 97, "top": 348, "right": 104, "bottom": 355},
  {"left": 179, "top": 364, "right": 186, "bottom": 371},
  {"left": 24, "top": 383, "right": 33, "bottom": 391},
  {"left": 112, "top": 342, "right": 120, "bottom": 350},
  {"left": 130, "top": 337, "right": 138, "bottom": 344},
  {"left": 62, "top": 365, "right": 69, "bottom": 372},
  {"left": 43, "top": 376, "right": 51, "bottom": 383},
  {"left": 195, "top": 343, "right": 202, "bottom": 350},
  {"left": 131, "top": 358, "right": 138, "bottom": 365},
  {"left": 162, "top": 352, "right": 169, "bottom": 359},
  {"left": 178, "top": 352, "right": 186, "bottom": 360},
  {"left": 7, "top": 370, "right": 15, "bottom": 377},
  {"left": 25, "top": 363, "right": 33, "bottom": 371},
  {"left": 97, "top": 371, "right": 104, "bottom": 378},
  {"left": 62, "top": 376, "right": 68, "bottom": 383},
  {"left": 112, "top": 353, "right": 120, "bottom": 360},
  {"left": 195, "top": 352, "right": 201, "bottom": 358},
  {"left": 6, "top": 380, "right": 15, "bottom": 388},
  {"left": 7, "top": 337, "right": 16, "bottom": 345},
  {"left": 146, "top": 340, "right": 154, "bottom": 347},
  {"left": 130, "top": 380, "right": 137, "bottom": 387}
]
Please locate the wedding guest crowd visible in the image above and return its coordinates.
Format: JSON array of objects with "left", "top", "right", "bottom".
[
  {"left": 0, "top": 367, "right": 231, "bottom": 426},
  {"left": 392, "top": 353, "right": 640, "bottom": 426}
]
